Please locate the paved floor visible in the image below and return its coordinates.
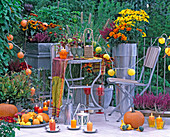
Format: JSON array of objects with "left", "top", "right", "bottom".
[{"left": 15, "top": 107, "right": 170, "bottom": 137}]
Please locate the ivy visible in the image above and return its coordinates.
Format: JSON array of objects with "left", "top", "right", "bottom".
[{"left": 0, "top": 0, "right": 23, "bottom": 76}]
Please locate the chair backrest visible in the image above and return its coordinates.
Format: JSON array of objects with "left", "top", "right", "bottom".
[
  {"left": 138, "top": 46, "right": 161, "bottom": 84},
  {"left": 144, "top": 46, "right": 160, "bottom": 68}
]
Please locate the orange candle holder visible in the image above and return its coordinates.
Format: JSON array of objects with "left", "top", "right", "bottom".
[
  {"left": 59, "top": 49, "right": 68, "bottom": 59},
  {"left": 156, "top": 121, "right": 165, "bottom": 129},
  {"left": 147, "top": 119, "right": 155, "bottom": 127}
]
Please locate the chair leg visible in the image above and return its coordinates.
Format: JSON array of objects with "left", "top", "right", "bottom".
[{"left": 108, "top": 95, "right": 128, "bottom": 116}]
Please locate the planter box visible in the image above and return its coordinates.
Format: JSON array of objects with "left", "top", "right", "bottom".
[
  {"left": 25, "top": 43, "right": 58, "bottom": 70},
  {"left": 139, "top": 110, "right": 170, "bottom": 117}
]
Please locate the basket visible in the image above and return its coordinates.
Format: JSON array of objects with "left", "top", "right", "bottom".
[{"left": 83, "top": 28, "right": 94, "bottom": 58}]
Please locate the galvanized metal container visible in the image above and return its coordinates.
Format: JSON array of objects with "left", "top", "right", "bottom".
[
  {"left": 112, "top": 43, "right": 137, "bottom": 113},
  {"left": 25, "top": 43, "right": 57, "bottom": 70}
]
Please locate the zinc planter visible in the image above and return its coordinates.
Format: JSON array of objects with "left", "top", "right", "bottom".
[
  {"left": 112, "top": 43, "right": 137, "bottom": 113},
  {"left": 25, "top": 43, "right": 57, "bottom": 70}
]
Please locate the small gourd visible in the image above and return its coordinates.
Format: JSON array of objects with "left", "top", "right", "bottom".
[
  {"left": 20, "top": 118, "right": 26, "bottom": 125},
  {"left": 136, "top": 126, "right": 144, "bottom": 132},
  {"left": 127, "top": 124, "right": 133, "bottom": 130},
  {"left": 120, "top": 120, "right": 126, "bottom": 127},
  {"left": 29, "top": 117, "right": 33, "bottom": 122},
  {"left": 25, "top": 122, "right": 31, "bottom": 125}
]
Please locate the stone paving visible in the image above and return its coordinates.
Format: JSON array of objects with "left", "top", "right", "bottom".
[{"left": 15, "top": 107, "right": 170, "bottom": 137}]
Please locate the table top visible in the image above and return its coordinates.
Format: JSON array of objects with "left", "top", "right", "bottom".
[{"left": 67, "top": 57, "right": 102, "bottom": 64}]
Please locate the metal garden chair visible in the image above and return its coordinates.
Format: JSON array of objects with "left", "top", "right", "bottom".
[{"left": 107, "top": 46, "right": 161, "bottom": 122}]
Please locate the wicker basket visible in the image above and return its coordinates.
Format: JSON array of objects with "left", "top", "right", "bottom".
[{"left": 83, "top": 28, "right": 94, "bottom": 58}]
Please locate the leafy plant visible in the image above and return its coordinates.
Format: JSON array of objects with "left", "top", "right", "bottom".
[
  {"left": 0, "top": 0, "right": 23, "bottom": 76},
  {"left": 0, "top": 120, "right": 20, "bottom": 137},
  {"left": 0, "top": 71, "right": 35, "bottom": 109}
]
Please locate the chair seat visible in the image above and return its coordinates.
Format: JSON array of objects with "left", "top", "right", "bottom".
[{"left": 107, "top": 78, "right": 146, "bottom": 86}]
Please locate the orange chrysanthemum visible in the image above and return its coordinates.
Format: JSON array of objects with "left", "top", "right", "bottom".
[
  {"left": 126, "top": 27, "right": 132, "bottom": 31},
  {"left": 117, "top": 33, "right": 122, "bottom": 37},
  {"left": 113, "top": 28, "right": 119, "bottom": 33},
  {"left": 136, "top": 28, "right": 142, "bottom": 32},
  {"left": 113, "top": 34, "right": 118, "bottom": 39},
  {"left": 109, "top": 32, "right": 114, "bottom": 37},
  {"left": 120, "top": 27, "right": 125, "bottom": 30},
  {"left": 49, "top": 32, "right": 52, "bottom": 34}
]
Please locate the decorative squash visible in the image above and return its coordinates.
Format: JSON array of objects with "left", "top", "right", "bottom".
[
  {"left": 33, "top": 119, "right": 40, "bottom": 125},
  {"left": 120, "top": 125, "right": 127, "bottom": 131},
  {"left": 22, "top": 114, "right": 31, "bottom": 123},
  {"left": 0, "top": 104, "right": 18, "bottom": 117},
  {"left": 124, "top": 108, "right": 145, "bottom": 129},
  {"left": 136, "top": 126, "right": 144, "bottom": 132},
  {"left": 36, "top": 115, "right": 43, "bottom": 122},
  {"left": 127, "top": 124, "right": 133, "bottom": 130},
  {"left": 39, "top": 113, "right": 49, "bottom": 123}
]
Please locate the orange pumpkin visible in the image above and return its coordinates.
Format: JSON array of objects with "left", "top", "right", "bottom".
[
  {"left": 39, "top": 113, "right": 49, "bottom": 123},
  {"left": 0, "top": 104, "right": 18, "bottom": 117},
  {"left": 124, "top": 108, "right": 145, "bottom": 129}
]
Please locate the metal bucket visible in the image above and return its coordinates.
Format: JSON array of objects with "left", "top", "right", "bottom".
[
  {"left": 64, "top": 103, "right": 73, "bottom": 125},
  {"left": 112, "top": 43, "right": 137, "bottom": 113}
]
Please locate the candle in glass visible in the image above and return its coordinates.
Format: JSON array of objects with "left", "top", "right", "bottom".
[
  {"left": 59, "top": 48, "right": 68, "bottom": 59},
  {"left": 34, "top": 105, "right": 39, "bottom": 113},
  {"left": 87, "top": 121, "right": 93, "bottom": 131},
  {"left": 49, "top": 117, "right": 56, "bottom": 131},
  {"left": 156, "top": 115, "right": 163, "bottom": 129},
  {"left": 148, "top": 113, "right": 155, "bottom": 127},
  {"left": 38, "top": 107, "right": 43, "bottom": 113},
  {"left": 47, "top": 100, "right": 50, "bottom": 107},
  {"left": 43, "top": 105, "right": 48, "bottom": 114},
  {"left": 71, "top": 118, "right": 76, "bottom": 128},
  {"left": 43, "top": 101, "right": 47, "bottom": 107}
]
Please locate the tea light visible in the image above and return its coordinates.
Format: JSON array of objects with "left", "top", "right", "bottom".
[
  {"left": 49, "top": 117, "right": 56, "bottom": 131},
  {"left": 87, "top": 121, "right": 93, "bottom": 131},
  {"left": 71, "top": 118, "right": 76, "bottom": 128}
]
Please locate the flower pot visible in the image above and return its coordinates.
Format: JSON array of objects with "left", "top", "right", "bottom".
[
  {"left": 112, "top": 43, "right": 137, "bottom": 113},
  {"left": 25, "top": 43, "right": 57, "bottom": 69}
]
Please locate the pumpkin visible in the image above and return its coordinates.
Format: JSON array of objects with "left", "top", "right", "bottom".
[
  {"left": 33, "top": 119, "right": 40, "bottom": 125},
  {"left": 39, "top": 113, "right": 49, "bottom": 123},
  {"left": 0, "top": 104, "right": 18, "bottom": 117},
  {"left": 124, "top": 108, "right": 145, "bottom": 129}
]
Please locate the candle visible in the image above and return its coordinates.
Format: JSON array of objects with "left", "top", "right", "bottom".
[
  {"left": 38, "top": 107, "right": 43, "bottom": 113},
  {"left": 156, "top": 115, "right": 163, "bottom": 129},
  {"left": 49, "top": 117, "right": 56, "bottom": 131},
  {"left": 59, "top": 48, "right": 68, "bottom": 59},
  {"left": 43, "top": 105, "right": 48, "bottom": 111},
  {"left": 71, "top": 118, "right": 76, "bottom": 128},
  {"left": 47, "top": 100, "right": 50, "bottom": 107},
  {"left": 61, "top": 48, "right": 66, "bottom": 52},
  {"left": 156, "top": 115, "right": 162, "bottom": 123},
  {"left": 149, "top": 113, "right": 155, "bottom": 121},
  {"left": 148, "top": 113, "right": 155, "bottom": 127},
  {"left": 43, "top": 101, "right": 47, "bottom": 107},
  {"left": 34, "top": 105, "right": 39, "bottom": 113},
  {"left": 87, "top": 121, "right": 93, "bottom": 131}
]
